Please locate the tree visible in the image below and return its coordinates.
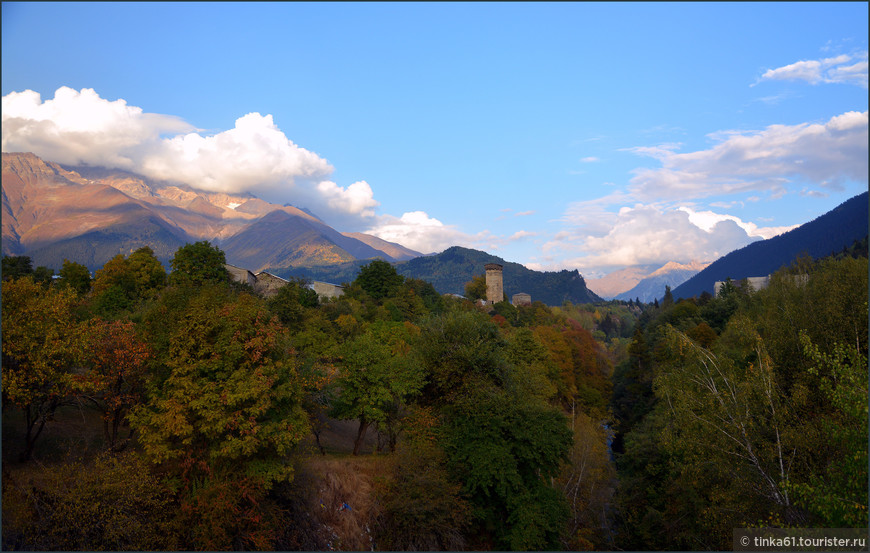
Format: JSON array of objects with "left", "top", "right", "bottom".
[
  {"left": 32, "top": 265, "right": 54, "bottom": 287},
  {"left": 377, "top": 406, "right": 471, "bottom": 550},
  {"left": 267, "top": 277, "right": 318, "bottom": 330},
  {"left": 331, "top": 322, "right": 424, "bottom": 454},
  {"left": 1, "top": 451, "right": 180, "bottom": 550},
  {"left": 557, "top": 412, "right": 616, "bottom": 550},
  {"left": 443, "top": 388, "right": 571, "bottom": 550},
  {"left": 354, "top": 259, "right": 403, "bottom": 300},
  {"left": 662, "top": 285, "right": 674, "bottom": 307},
  {"left": 2, "top": 255, "right": 33, "bottom": 280},
  {"left": 91, "top": 254, "right": 137, "bottom": 314},
  {"left": 654, "top": 322, "right": 804, "bottom": 535},
  {"left": 169, "top": 241, "right": 228, "bottom": 286},
  {"left": 127, "top": 246, "right": 167, "bottom": 298},
  {"left": 1, "top": 277, "right": 84, "bottom": 460},
  {"left": 787, "top": 333, "right": 868, "bottom": 527},
  {"left": 58, "top": 259, "right": 91, "bottom": 295},
  {"left": 128, "top": 289, "right": 310, "bottom": 548},
  {"left": 416, "top": 308, "right": 510, "bottom": 405},
  {"left": 464, "top": 274, "right": 487, "bottom": 302},
  {"left": 77, "top": 319, "right": 151, "bottom": 452}
]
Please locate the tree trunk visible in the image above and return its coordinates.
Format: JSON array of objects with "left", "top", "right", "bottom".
[{"left": 352, "top": 417, "right": 369, "bottom": 456}]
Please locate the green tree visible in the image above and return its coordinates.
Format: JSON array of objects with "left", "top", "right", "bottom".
[
  {"left": 91, "top": 254, "right": 137, "bottom": 315},
  {"left": 654, "top": 322, "right": 804, "bottom": 535},
  {"left": 355, "top": 259, "right": 404, "bottom": 300},
  {"left": 787, "top": 333, "right": 868, "bottom": 527},
  {"left": 416, "top": 308, "right": 510, "bottom": 404},
  {"left": 267, "top": 277, "right": 318, "bottom": 330},
  {"left": 331, "top": 322, "right": 424, "bottom": 454},
  {"left": 443, "top": 388, "right": 571, "bottom": 550},
  {"left": 127, "top": 246, "right": 167, "bottom": 298},
  {"left": 464, "top": 274, "right": 487, "bottom": 302},
  {"left": 169, "top": 241, "right": 228, "bottom": 286},
  {"left": 1, "top": 277, "right": 84, "bottom": 460},
  {"left": 2, "top": 255, "right": 33, "bottom": 280},
  {"left": 58, "top": 259, "right": 92, "bottom": 295},
  {"left": 32, "top": 265, "right": 54, "bottom": 287},
  {"left": 662, "top": 284, "right": 674, "bottom": 307},
  {"left": 1, "top": 451, "right": 180, "bottom": 550}
]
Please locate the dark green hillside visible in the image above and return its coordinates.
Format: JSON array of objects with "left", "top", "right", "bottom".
[
  {"left": 276, "top": 246, "right": 602, "bottom": 306},
  {"left": 672, "top": 191, "right": 869, "bottom": 299}
]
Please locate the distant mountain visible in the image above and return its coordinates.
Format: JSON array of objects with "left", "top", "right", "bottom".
[
  {"left": 342, "top": 232, "right": 421, "bottom": 261},
  {"left": 278, "top": 246, "right": 603, "bottom": 306},
  {"left": 586, "top": 265, "right": 660, "bottom": 299},
  {"left": 672, "top": 192, "right": 869, "bottom": 299},
  {"left": 614, "top": 260, "right": 710, "bottom": 303},
  {"left": 1, "top": 152, "right": 419, "bottom": 271}
]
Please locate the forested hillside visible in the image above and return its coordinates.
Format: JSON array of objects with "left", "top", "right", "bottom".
[
  {"left": 2, "top": 245, "right": 616, "bottom": 551},
  {"left": 611, "top": 252, "right": 868, "bottom": 550},
  {"left": 2, "top": 241, "right": 866, "bottom": 550},
  {"left": 277, "top": 246, "right": 602, "bottom": 306}
]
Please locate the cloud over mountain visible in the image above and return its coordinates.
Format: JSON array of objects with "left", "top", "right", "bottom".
[{"left": 1, "top": 87, "right": 376, "bottom": 229}]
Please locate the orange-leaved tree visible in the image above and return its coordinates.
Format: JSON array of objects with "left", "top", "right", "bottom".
[{"left": 76, "top": 319, "right": 151, "bottom": 452}]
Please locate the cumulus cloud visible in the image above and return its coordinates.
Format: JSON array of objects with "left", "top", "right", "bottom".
[
  {"left": 2, "top": 87, "right": 193, "bottom": 168},
  {"left": 1, "top": 86, "right": 392, "bottom": 227},
  {"left": 551, "top": 200, "right": 792, "bottom": 273},
  {"left": 366, "top": 211, "right": 479, "bottom": 254},
  {"left": 141, "top": 112, "right": 333, "bottom": 195},
  {"left": 757, "top": 51, "right": 868, "bottom": 88},
  {"left": 626, "top": 111, "right": 868, "bottom": 201},
  {"left": 315, "top": 180, "right": 379, "bottom": 219},
  {"left": 677, "top": 206, "right": 797, "bottom": 239}
]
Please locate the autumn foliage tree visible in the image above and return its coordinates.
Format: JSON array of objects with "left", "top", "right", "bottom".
[
  {"left": 128, "top": 288, "right": 309, "bottom": 548},
  {"left": 1, "top": 277, "right": 85, "bottom": 461},
  {"left": 77, "top": 319, "right": 151, "bottom": 452}
]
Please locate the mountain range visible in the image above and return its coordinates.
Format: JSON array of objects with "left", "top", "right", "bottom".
[
  {"left": 3, "top": 152, "right": 865, "bottom": 307},
  {"left": 1, "top": 152, "right": 420, "bottom": 271},
  {"left": 587, "top": 260, "right": 710, "bottom": 302}
]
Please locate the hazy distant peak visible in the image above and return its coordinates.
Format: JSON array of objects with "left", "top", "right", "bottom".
[{"left": 648, "top": 260, "right": 710, "bottom": 278}]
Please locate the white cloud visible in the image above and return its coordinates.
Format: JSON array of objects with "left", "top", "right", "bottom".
[
  {"left": 509, "top": 230, "right": 536, "bottom": 240},
  {"left": 626, "top": 111, "right": 868, "bottom": 201},
  {"left": 315, "top": 180, "right": 379, "bottom": 218},
  {"left": 551, "top": 200, "right": 793, "bottom": 273},
  {"left": 758, "top": 51, "right": 868, "bottom": 87},
  {"left": 1, "top": 87, "right": 193, "bottom": 168},
  {"left": 1, "top": 86, "right": 390, "bottom": 227},
  {"left": 142, "top": 112, "right": 332, "bottom": 190},
  {"left": 676, "top": 206, "right": 797, "bottom": 239},
  {"left": 580, "top": 156, "right": 600, "bottom": 163},
  {"left": 366, "top": 211, "right": 479, "bottom": 254},
  {"left": 515, "top": 210, "right": 535, "bottom": 217}
]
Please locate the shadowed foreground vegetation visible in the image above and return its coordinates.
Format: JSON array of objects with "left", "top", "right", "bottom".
[{"left": 2, "top": 243, "right": 866, "bottom": 550}]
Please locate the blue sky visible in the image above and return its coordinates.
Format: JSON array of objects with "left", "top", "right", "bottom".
[{"left": 3, "top": 2, "right": 867, "bottom": 276}]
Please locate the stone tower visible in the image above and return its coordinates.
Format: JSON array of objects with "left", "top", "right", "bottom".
[{"left": 484, "top": 263, "right": 504, "bottom": 304}]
